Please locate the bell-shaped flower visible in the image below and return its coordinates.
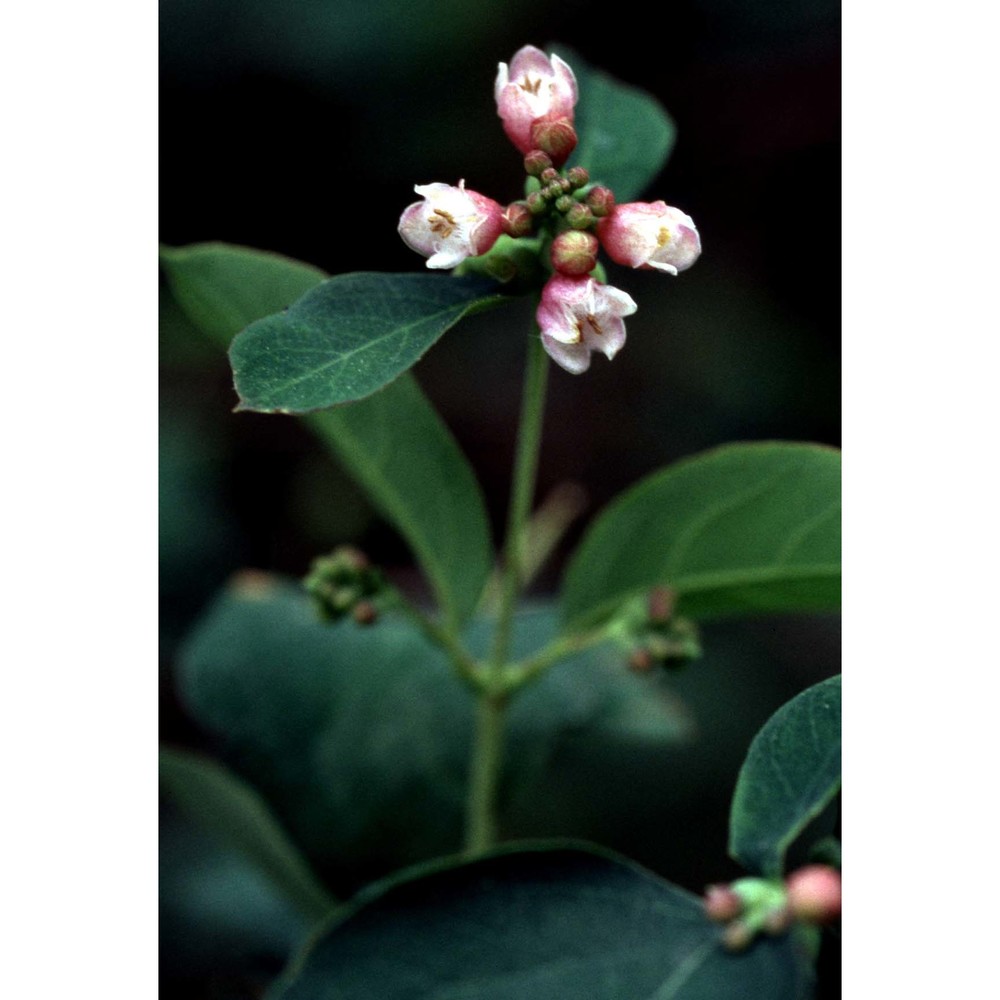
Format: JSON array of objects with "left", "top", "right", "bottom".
[
  {"left": 398, "top": 181, "right": 504, "bottom": 269},
  {"left": 597, "top": 201, "right": 702, "bottom": 275},
  {"left": 494, "top": 45, "right": 578, "bottom": 156},
  {"left": 536, "top": 274, "right": 638, "bottom": 374}
]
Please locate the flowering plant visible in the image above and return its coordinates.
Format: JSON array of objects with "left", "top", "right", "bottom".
[{"left": 160, "top": 43, "right": 840, "bottom": 999}]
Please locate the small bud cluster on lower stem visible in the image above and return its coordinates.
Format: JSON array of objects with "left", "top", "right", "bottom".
[{"left": 703, "top": 864, "right": 841, "bottom": 951}]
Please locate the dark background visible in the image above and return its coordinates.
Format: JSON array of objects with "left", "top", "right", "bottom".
[{"left": 161, "top": 0, "right": 840, "bottom": 994}]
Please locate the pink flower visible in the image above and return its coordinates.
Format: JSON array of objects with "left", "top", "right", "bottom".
[
  {"left": 398, "top": 181, "right": 504, "bottom": 269},
  {"left": 536, "top": 275, "right": 637, "bottom": 374},
  {"left": 494, "top": 45, "right": 578, "bottom": 156},
  {"left": 597, "top": 201, "right": 702, "bottom": 275}
]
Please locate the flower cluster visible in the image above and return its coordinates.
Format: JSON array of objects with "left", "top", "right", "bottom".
[{"left": 397, "top": 45, "right": 702, "bottom": 374}]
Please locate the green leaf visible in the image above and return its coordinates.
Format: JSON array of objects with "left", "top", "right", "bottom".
[
  {"left": 229, "top": 272, "right": 502, "bottom": 412},
  {"left": 161, "top": 242, "right": 493, "bottom": 630},
  {"left": 178, "top": 582, "right": 693, "bottom": 894},
  {"left": 304, "top": 377, "right": 492, "bottom": 630},
  {"left": 159, "top": 746, "right": 337, "bottom": 921},
  {"left": 560, "top": 47, "right": 677, "bottom": 202},
  {"left": 561, "top": 442, "right": 841, "bottom": 630},
  {"left": 271, "top": 845, "right": 813, "bottom": 999},
  {"left": 160, "top": 242, "right": 326, "bottom": 346},
  {"left": 729, "top": 676, "right": 842, "bottom": 877}
]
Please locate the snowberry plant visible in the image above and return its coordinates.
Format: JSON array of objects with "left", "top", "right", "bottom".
[{"left": 161, "top": 44, "right": 841, "bottom": 999}]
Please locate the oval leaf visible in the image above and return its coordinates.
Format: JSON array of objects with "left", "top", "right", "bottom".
[
  {"left": 305, "top": 378, "right": 493, "bottom": 630},
  {"left": 161, "top": 242, "right": 494, "bottom": 629},
  {"left": 729, "top": 676, "right": 842, "bottom": 877},
  {"left": 272, "top": 846, "right": 813, "bottom": 999},
  {"left": 229, "top": 272, "right": 502, "bottom": 412},
  {"left": 160, "top": 241, "right": 326, "bottom": 344},
  {"left": 561, "top": 442, "right": 841, "bottom": 629},
  {"left": 559, "top": 47, "right": 677, "bottom": 202},
  {"left": 178, "top": 582, "right": 692, "bottom": 894},
  {"left": 159, "top": 746, "right": 337, "bottom": 920}
]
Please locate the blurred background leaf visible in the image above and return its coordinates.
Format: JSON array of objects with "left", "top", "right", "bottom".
[{"left": 177, "top": 579, "right": 695, "bottom": 897}]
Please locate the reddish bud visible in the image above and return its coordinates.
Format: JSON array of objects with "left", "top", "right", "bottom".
[
  {"left": 526, "top": 191, "right": 547, "bottom": 216},
  {"left": 530, "top": 116, "right": 578, "bottom": 168},
  {"left": 628, "top": 648, "right": 654, "bottom": 673},
  {"left": 502, "top": 202, "right": 534, "bottom": 238},
  {"left": 722, "top": 921, "right": 753, "bottom": 953},
  {"left": 704, "top": 884, "right": 743, "bottom": 923},
  {"left": 352, "top": 601, "right": 378, "bottom": 626},
  {"left": 785, "top": 865, "right": 842, "bottom": 924},
  {"left": 524, "top": 150, "right": 553, "bottom": 177},
  {"left": 763, "top": 906, "right": 792, "bottom": 935},
  {"left": 585, "top": 185, "right": 616, "bottom": 218},
  {"left": 550, "top": 230, "right": 599, "bottom": 277},
  {"left": 565, "top": 203, "right": 594, "bottom": 230},
  {"left": 648, "top": 585, "right": 676, "bottom": 624},
  {"left": 566, "top": 166, "right": 590, "bottom": 189},
  {"left": 540, "top": 167, "right": 560, "bottom": 184}
]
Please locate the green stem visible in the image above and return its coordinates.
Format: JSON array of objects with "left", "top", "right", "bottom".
[
  {"left": 464, "top": 692, "right": 508, "bottom": 856},
  {"left": 463, "top": 334, "right": 549, "bottom": 856},
  {"left": 387, "top": 588, "right": 482, "bottom": 692},
  {"left": 490, "top": 335, "right": 549, "bottom": 668}
]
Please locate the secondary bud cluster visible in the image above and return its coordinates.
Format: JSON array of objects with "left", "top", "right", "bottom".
[
  {"left": 626, "top": 586, "right": 702, "bottom": 673},
  {"left": 304, "top": 546, "right": 385, "bottom": 625},
  {"left": 397, "top": 44, "right": 703, "bottom": 375},
  {"left": 704, "top": 865, "right": 841, "bottom": 952}
]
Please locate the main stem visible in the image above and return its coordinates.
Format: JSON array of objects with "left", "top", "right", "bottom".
[{"left": 464, "top": 335, "right": 549, "bottom": 856}]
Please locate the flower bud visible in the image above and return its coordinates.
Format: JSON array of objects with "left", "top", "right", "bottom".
[
  {"left": 565, "top": 203, "right": 594, "bottom": 230},
  {"left": 554, "top": 194, "right": 575, "bottom": 214},
  {"left": 704, "top": 885, "right": 743, "bottom": 923},
  {"left": 540, "top": 166, "right": 560, "bottom": 184},
  {"left": 722, "top": 921, "right": 753, "bottom": 953},
  {"left": 785, "top": 865, "right": 842, "bottom": 924},
  {"left": 648, "top": 585, "right": 676, "bottom": 624},
  {"left": 398, "top": 180, "right": 504, "bottom": 269},
  {"left": 526, "top": 191, "right": 547, "bottom": 215},
  {"left": 585, "top": 185, "right": 616, "bottom": 218},
  {"left": 352, "top": 601, "right": 378, "bottom": 626},
  {"left": 628, "top": 648, "right": 654, "bottom": 673},
  {"left": 495, "top": 46, "right": 578, "bottom": 156},
  {"left": 523, "top": 150, "right": 552, "bottom": 177},
  {"left": 566, "top": 166, "right": 590, "bottom": 189},
  {"left": 598, "top": 200, "right": 701, "bottom": 275},
  {"left": 536, "top": 274, "right": 637, "bottom": 374},
  {"left": 304, "top": 546, "right": 384, "bottom": 623},
  {"left": 530, "top": 116, "right": 578, "bottom": 168},
  {"left": 502, "top": 201, "right": 534, "bottom": 238},
  {"left": 550, "top": 230, "right": 599, "bottom": 277}
]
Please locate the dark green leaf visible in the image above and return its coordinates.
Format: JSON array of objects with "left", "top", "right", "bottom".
[
  {"left": 229, "top": 272, "right": 502, "bottom": 412},
  {"left": 561, "top": 442, "right": 841, "bottom": 630},
  {"left": 271, "top": 845, "right": 813, "bottom": 999},
  {"left": 159, "top": 746, "right": 337, "bottom": 920},
  {"left": 178, "top": 582, "right": 692, "bottom": 894},
  {"left": 561, "top": 48, "right": 677, "bottom": 202},
  {"left": 729, "top": 676, "right": 841, "bottom": 877},
  {"left": 304, "top": 378, "right": 492, "bottom": 630},
  {"left": 160, "top": 242, "right": 326, "bottom": 346},
  {"left": 161, "top": 242, "right": 493, "bottom": 630}
]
